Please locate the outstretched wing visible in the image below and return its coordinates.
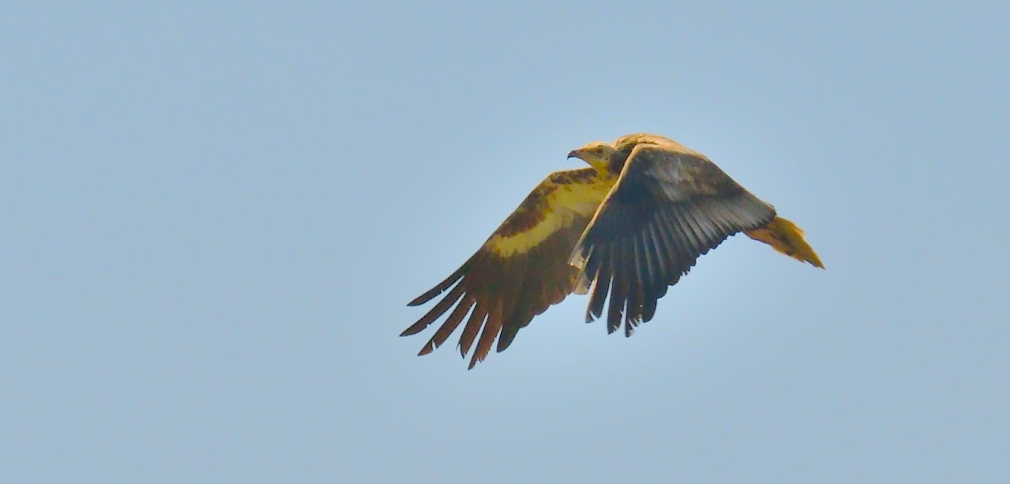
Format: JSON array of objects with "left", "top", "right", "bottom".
[
  {"left": 570, "top": 143, "right": 777, "bottom": 336},
  {"left": 402, "top": 168, "right": 612, "bottom": 369}
]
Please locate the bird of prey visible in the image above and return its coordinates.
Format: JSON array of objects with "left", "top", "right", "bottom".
[{"left": 402, "top": 133, "right": 823, "bottom": 369}]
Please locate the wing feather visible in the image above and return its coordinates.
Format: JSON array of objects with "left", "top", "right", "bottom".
[
  {"left": 573, "top": 143, "right": 777, "bottom": 336},
  {"left": 403, "top": 168, "right": 612, "bottom": 368},
  {"left": 607, "top": 250, "right": 628, "bottom": 335},
  {"left": 585, "top": 246, "right": 611, "bottom": 323},
  {"left": 406, "top": 262, "right": 468, "bottom": 307},
  {"left": 626, "top": 236, "right": 646, "bottom": 333},
  {"left": 472, "top": 294, "right": 505, "bottom": 369},
  {"left": 418, "top": 294, "right": 474, "bottom": 356},
  {"left": 458, "top": 299, "right": 486, "bottom": 357},
  {"left": 400, "top": 283, "right": 467, "bottom": 337}
]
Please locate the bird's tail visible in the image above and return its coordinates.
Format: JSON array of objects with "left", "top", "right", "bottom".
[{"left": 745, "top": 216, "right": 824, "bottom": 269}]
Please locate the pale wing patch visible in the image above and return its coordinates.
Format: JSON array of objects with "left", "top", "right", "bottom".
[
  {"left": 573, "top": 268, "right": 593, "bottom": 295},
  {"left": 486, "top": 182, "right": 612, "bottom": 257}
]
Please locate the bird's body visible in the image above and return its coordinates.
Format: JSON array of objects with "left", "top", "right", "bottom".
[{"left": 403, "top": 133, "right": 823, "bottom": 369}]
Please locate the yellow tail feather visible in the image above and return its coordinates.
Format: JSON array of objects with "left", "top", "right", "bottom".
[{"left": 744, "top": 216, "right": 825, "bottom": 269}]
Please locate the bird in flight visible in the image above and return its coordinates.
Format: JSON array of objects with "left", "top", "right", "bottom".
[{"left": 402, "top": 133, "right": 823, "bottom": 369}]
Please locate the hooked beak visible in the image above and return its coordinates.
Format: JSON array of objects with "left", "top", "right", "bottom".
[{"left": 567, "top": 149, "right": 579, "bottom": 159}]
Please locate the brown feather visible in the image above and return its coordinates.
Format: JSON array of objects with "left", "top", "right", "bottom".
[
  {"left": 419, "top": 294, "right": 474, "bottom": 356},
  {"left": 407, "top": 261, "right": 469, "bottom": 307},
  {"left": 400, "top": 283, "right": 466, "bottom": 337},
  {"left": 471, "top": 252, "right": 524, "bottom": 367},
  {"left": 458, "top": 298, "right": 487, "bottom": 358},
  {"left": 471, "top": 295, "right": 504, "bottom": 369},
  {"left": 403, "top": 168, "right": 610, "bottom": 368}
]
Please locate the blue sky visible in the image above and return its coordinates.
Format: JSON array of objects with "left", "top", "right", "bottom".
[{"left": 3, "top": 1, "right": 1008, "bottom": 482}]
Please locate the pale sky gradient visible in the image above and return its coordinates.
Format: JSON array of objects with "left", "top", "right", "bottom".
[{"left": 3, "top": 1, "right": 1009, "bottom": 483}]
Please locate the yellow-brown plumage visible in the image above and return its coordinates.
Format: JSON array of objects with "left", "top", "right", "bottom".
[
  {"left": 404, "top": 133, "right": 823, "bottom": 369},
  {"left": 400, "top": 168, "right": 615, "bottom": 369}
]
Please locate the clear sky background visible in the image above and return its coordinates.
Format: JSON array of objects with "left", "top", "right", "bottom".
[{"left": 3, "top": 1, "right": 1008, "bottom": 483}]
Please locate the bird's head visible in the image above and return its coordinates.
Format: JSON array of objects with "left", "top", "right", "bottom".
[{"left": 567, "top": 141, "right": 617, "bottom": 174}]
